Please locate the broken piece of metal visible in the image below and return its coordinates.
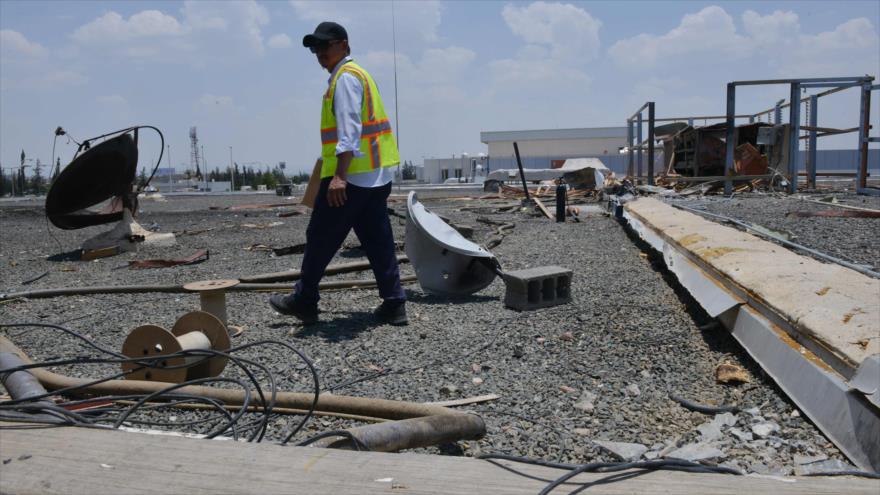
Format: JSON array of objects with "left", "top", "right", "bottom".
[
  {"left": 121, "top": 311, "right": 230, "bottom": 383},
  {"left": 405, "top": 191, "right": 499, "bottom": 295},
  {"left": 310, "top": 414, "right": 485, "bottom": 452},
  {"left": 129, "top": 249, "right": 209, "bottom": 269}
]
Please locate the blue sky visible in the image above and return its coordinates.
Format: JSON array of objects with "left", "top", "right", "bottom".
[{"left": 2, "top": 1, "right": 878, "bottom": 176}]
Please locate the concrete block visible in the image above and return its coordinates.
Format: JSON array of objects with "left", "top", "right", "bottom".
[{"left": 502, "top": 266, "right": 572, "bottom": 311}]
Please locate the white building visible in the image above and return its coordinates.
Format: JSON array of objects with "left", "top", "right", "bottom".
[{"left": 421, "top": 127, "right": 628, "bottom": 184}]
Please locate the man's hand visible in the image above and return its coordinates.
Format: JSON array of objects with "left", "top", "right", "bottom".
[
  {"left": 328, "top": 151, "right": 353, "bottom": 207},
  {"left": 327, "top": 175, "right": 348, "bottom": 207}
]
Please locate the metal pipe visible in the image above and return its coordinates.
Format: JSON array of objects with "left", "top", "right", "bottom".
[
  {"left": 724, "top": 83, "right": 736, "bottom": 195},
  {"left": 730, "top": 76, "right": 873, "bottom": 86},
  {"left": 857, "top": 83, "right": 871, "bottom": 190},
  {"left": 636, "top": 112, "right": 643, "bottom": 179},
  {"left": 242, "top": 255, "right": 408, "bottom": 283},
  {"left": 626, "top": 120, "right": 634, "bottom": 176},
  {"left": 1, "top": 259, "right": 412, "bottom": 301},
  {"left": 788, "top": 82, "right": 801, "bottom": 194},
  {"left": 318, "top": 414, "right": 485, "bottom": 452},
  {"left": 0, "top": 352, "right": 50, "bottom": 402},
  {"left": 512, "top": 142, "right": 530, "bottom": 202},
  {"left": 808, "top": 95, "right": 818, "bottom": 188},
  {"left": 647, "top": 102, "right": 655, "bottom": 185},
  {"left": 670, "top": 204, "right": 880, "bottom": 278}
]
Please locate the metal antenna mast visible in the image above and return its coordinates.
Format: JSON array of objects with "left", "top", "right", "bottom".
[
  {"left": 189, "top": 127, "right": 201, "bottom": 179},
  {"left": 391, "top": 0, "right": 401, "bottom": 188}
]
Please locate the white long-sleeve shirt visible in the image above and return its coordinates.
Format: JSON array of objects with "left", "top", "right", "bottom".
[{"left": 328, "top": 56, "right": 393, "bottom": 188}]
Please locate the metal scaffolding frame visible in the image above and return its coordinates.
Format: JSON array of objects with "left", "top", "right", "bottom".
[
  {"left": 626, "top": 102, "right": 655, "bottom": 185},
  {"left": 625, "top": 76, "right": 877, "bottom": 195}
]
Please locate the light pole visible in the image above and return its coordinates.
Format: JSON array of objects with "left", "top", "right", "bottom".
[
  {"left": 167, "top": 144, "right": 172, "bottom": 193},
  {"left": 229, "top": 146, "right": 235, "bottom": 192}
]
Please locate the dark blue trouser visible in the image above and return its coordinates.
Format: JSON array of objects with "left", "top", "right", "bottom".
[{"left": 294, "top": 178, "right": 405, "bottom": 305}]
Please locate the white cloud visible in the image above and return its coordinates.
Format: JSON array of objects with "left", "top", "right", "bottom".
[
  {"left": 609, "top": 6, "right": 879, "bottom": 77},
  {"left": 0, "top": 29, "right": 49, "bottom": 58},
  {"left": 290, "top": 0, "right": 442, "bottom": 46},
  {"left": 360, "top": 45, "right": 476, "bottom": 102},
  {"left": 608, "top": 6, "right": 744, "bottom": 68},
  {"left": 742, "top": 9, "right": 799, "bottom": 46},
  {"left": 268, "top": 33, "right": 292, "bottom": 49},
  {"left": 501, "top": 1, "right": 601, "bottom": 61},
  {"left": 68, "top": 1, "right": 271, "bottom": 61},
  {"left": 489, "top": 2, "right": 600, "bottom": 90},
  {"left": 71, "top": 10, "right": 185, "bottom": 43},
  {"left": 181, "top": 1, "right": 270, "bottom": 54}
]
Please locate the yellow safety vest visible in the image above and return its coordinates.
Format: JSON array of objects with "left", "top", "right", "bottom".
[{"left": 320, "top": 61, "right": 399, "bottom": 178}]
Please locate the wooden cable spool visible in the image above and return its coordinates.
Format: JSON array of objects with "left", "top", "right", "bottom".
[{"left": 121, "top": 311, "right": 230, "bottom": 383}]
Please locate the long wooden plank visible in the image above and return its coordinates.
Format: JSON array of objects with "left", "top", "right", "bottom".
[
  {"left": 1, "top": 425, "right": 876, "bottom": 495},
  {"left": 532, "top": 197, "right": 554, "bottom": 220},
  {"left": 626, "top": 198, "right": 879, "bottom": 369}
]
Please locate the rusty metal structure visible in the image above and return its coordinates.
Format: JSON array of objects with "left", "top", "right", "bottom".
[{"left": 625, "top": 76, "right": 877, "bottom": 195}]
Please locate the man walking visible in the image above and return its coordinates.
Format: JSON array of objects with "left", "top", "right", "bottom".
[{"left": 269, "top": 22, "right": 407, "bottom": 326}]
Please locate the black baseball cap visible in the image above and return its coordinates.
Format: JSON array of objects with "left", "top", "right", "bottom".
[{"left": 302, "top": 22, "right": 348, "bottom": 47}]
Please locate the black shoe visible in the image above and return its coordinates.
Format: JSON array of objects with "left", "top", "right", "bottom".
[
  {"left": 374, "top": 300, "right": 408, "bottom": 326},
  {"left": 269, "top": 293, "right": 318, "bottom": 324}
]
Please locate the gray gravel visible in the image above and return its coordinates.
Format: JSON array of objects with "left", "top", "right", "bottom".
[{"left": 0, "top": 191, "right": 857, "bottom": 473}]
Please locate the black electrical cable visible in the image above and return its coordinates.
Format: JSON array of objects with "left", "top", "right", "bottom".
[
  {"left": 230, "top": 339, "right": 319, "bottom": 445},
  {"left": 668, "top": 393, "right": 741, "bottom": 415},
  {"left": 0, "top": 322, "right": 322, "bottom": 444},
  {"left": 65, "top": 125, "right": 165, "bottom": 191},
  {"left": 477, "top": 453, "right": 744, "bottom": 495},
  {"left": 295, "top": 429, "right": 370, "bottom": 451},
  {"left": 802, "top": 470, "right": 880, "bottom": 479}
]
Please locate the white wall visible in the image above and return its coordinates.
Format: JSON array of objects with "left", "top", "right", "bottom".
[{"left": 487, "top": 137, "right": 625, "bottom": 159}]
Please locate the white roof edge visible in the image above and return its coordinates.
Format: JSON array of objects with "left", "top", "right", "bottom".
[{"left": 480, "top": 127, "right": 628, "bottom": 143}]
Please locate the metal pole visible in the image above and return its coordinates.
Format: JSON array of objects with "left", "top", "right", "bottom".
[
  {"left": 626, "top": 119, "right": 633, "bottom": 177},
  {"left": 636, "top": 112, "right": 643, "bottom": 180},
  {"left": 857, "top": 83, "right": 870, "bottom": 190},
  {"left": 788, "top": 83, "right": 801, "bottom": 194},
  {"left": 724, "top": 83, "right": 735, "bottom": 195},
  {"left": 167, "top": 145, "right": 171, "bottom": 193},
  {"left": 808, "top": 95, "right": 818, "bottom": 189},
  {"left": 512, "top": 142, "right": 530, "bottom": 201},
  {"left": 647, "top": 102, "right": 655, "bottom": 185},
  {"left": 774, "top": 101, "right": 783, "bottom": 124},
  {"left": 229, "top": 146, "right": 235, "bottom": 192}
]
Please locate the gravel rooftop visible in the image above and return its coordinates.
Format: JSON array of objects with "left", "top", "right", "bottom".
[{"left": 1, "top": 187, "right": 873, "bottom": 476}]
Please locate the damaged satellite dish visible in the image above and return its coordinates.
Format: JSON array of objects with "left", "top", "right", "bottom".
[
  {"left": 46, "top": 133, "right": 138, "bottom": 229},
  {"left": 44, "top": 125, "right": 174, "bottom": 252},
  {"left": 405, "top": 191, "right": 499, "bottom": 295}
]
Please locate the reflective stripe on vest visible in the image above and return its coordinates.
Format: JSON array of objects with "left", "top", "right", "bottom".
[{"left": 319, "top": 61, "right": 399, "bottom": 178}]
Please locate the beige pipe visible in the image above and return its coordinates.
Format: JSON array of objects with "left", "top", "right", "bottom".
[
  {"left": 0, "top": 275, "right": 417, "bottom": 301},
  {"left": 0, "top": 335, "right": 453, "bottom": 420}
]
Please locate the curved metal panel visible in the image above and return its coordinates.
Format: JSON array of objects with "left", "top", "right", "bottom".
[{"left": 405, "top": 191, "right": 497, "bottom": 295}]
